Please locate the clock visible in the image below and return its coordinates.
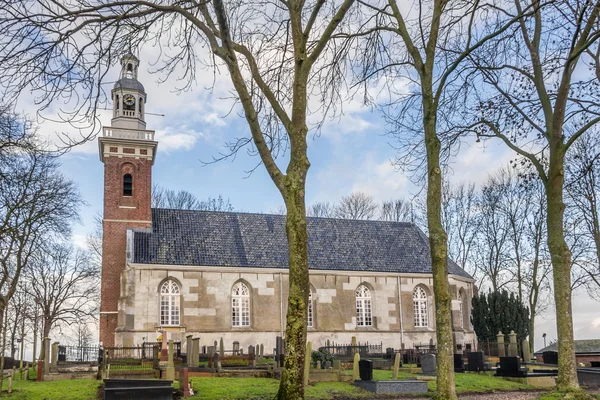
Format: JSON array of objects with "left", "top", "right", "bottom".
[{"left": 123, "top": 94, "right": 136, "bottom": 106}]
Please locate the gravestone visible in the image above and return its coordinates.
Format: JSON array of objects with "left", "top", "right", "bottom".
[
  {"left": 497, "top": 331, "right": 505, "bottom": 357},
  {"left": 248, "top": 345, "right": 256, "bottom": 367},
  {"left": 201, "top": 345, "right": 206, "bottom": 354},
  {"left": 219, "top": 338, "right": 225, "bottom": 358},
  {"left": 213, "top": 353, "right": 221, "bottom": 372},
  {"left": 325, "top": 361, "right": 332, "bottom": 369},
  {"left": 185, "top": 335, "right": 193, "bottom": 366},
  {"left": 421, "top": 354, "right": 437, "bottom": 376},
  {"left": 316, "top": 361, "right": 321, "bottom": 370},
  {"left": 51, "top": 342, "right": 59, "bottom": 369},
  {"left": 358, "top": 360, "right": 373, "bottom": 381},
  {"left": 495, "top": 356, "right": 528, "bottom": 377},
  {"left": 466, "top": 351, "right": 485, "bottom": 372},
  {"left": 259, "top": 344, "right": 264, "bottom": 363},
  {"left": 522, "top": 340, "right": 531, "bottom": 362},
  {"left": 333, "top": 360, "right": 341, "bottom": 371},
  {"left": 507, "top": 331, "right": 518, "bottom": 358},
  {"left": 166, "top": 340, "right": 175, "bottom": 381},
  {"left": 352, "top": 353, "right": 360, "bottom": 380},
  {"left": 179, "top": 367, "right": 191, "bottom": 397},
  {"left": 207, "top": 346, "right": 215, "bottom": 368},
  {"left": 276, "top": 336, "right": 285, "bottom": 367},
  {"left": 192, "top": 338, "right": 200, "bottom": 367},
  {"left": 303, "top": 342, "right": 312, "bottom": 387},
  {"left": 454, "top": 354, "right": 465, "bottom": 373},
  {"left": 393, "top": 353, "right": 401, "bottom": 380}
]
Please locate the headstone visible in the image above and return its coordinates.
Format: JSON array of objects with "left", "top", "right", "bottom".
[
  {"left": 316, "top": 360, "right": 321, "bottom": 370},
  {"left": 358, "top": 359, "right": 373, "bottom": 381},
  {"left": 333, "top": 360, "right": 341, "bottom": 371},
  {"left": 454, "top": 353, "right": 465, "bottom": 373},
  {"left": 259, "top": 344, "right": 264, "bottom": 363},
  {"left": 327, "top": 339, "right": 331, "bottom": 348},
  {"left": 303, "top": 341, "right": 312, "bottom": 387},
  {"left": 201, "top": 345, "right": 206, "bottom": 354},
  {"left": 214, "top": 340, "right": 218, "bottom": 348},
  {"left": 276, "top": 336, "right": 285, "bottom": 367},
  {"left": 324, "top": 361, "right": 332, "bottom": 369},
  {"left": 192, "top": 338, "right": 200, "bottom": 368},
  {"left": 351, "top": 336, "right": 357, "bottom": 355},
  {"left": 497, "top": 331, "right": 505, "bottom": 357},
  {"left": 166, "top": 340, "right": 175, "bottom": 381},
  {"left": 161, "top": 331, "right": 168, "bottom": 361},
  {"left": 466, "top": 351, "right": 485, "bottom": 372},
  {"left": 51, "top": 342, "right": 59, "bottom": 368},
  {"left": 495, "top": 356, "right": 528, "bottom": 377},
  {"left": 179, "top": 367, "right": 191, "bottom": 397},
  {"left": 508, "top": 331, "right": 518, "bottom": 357},
  {"left": 219, "top": 337, "right": 225, "bottom": 358},
  {"left": 233, "top": 341, "right": 240, "bottom": 355},
  {"left": 207, "top": 346, "right": 215, "bottom": 368},
  {"left": 248, "top": 345, "right": 256, "bottom": 367},
  {"left": 256, "top": 343, "right": 260, "bottom": 363},
  {"left": 352, "top": 352, "right": 360, "bottom": 380},
  {"left": 185, "top": 335, "right": 193, "bottom": 366},
  {"left": 393, "top": 353, "right": 401, "bottom": 380},
  {"left": 213, "top": 352, "right": 220, "bottom": 372},
  {"left": 421, "top": 354, "right": 437, "bottom": 375},
  {"left": 37, "top": 359, "right": 43, "bottom": 381},
  {"left": 522, "top": 339, "right": 531, "bottom": 362}
]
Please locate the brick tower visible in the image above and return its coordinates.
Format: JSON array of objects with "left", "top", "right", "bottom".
[{"left": 99, "top": 54, "right": 157, "bottom": 346}]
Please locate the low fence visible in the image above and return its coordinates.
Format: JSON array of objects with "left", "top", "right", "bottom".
[
  {"left": 58, "top": 345, "right": 100, "bottom": 363},
  {"left": 104, "top": 345, "right": 159, "bottom": 371},
  {"left": 477, "top": 340, "right": 523, "bottom": 358},
  {"left": 318, "top": 342, "right": 383, "bottom": 359}
]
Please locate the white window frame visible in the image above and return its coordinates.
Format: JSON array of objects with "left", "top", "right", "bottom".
[
  {"left": 413, "top": 286, "right": 428, "bottom": 328},
  {"left": 458, "top": 292, "right": 464, "bottom": 328},
  {"left": 355, "top": 284, "right": 372, "bottom": 327},
  {"left": 232, "top": 282, "right": 250, "bottom": 327},
  {"left": 160, "top": 280, "right": 180, "bottom": 326},
  {"left": 307, "top": 289, "right": 314, "bottom": 328}
]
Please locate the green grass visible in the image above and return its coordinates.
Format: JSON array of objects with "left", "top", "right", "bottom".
[
  {"left": 1, "top": 378, "right": 101, "bottom": 399},
  {"left": 537, "top": 391, "right": 600, "bottom": 400}
]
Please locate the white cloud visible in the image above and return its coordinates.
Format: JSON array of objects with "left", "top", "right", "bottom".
[{"left": 154, "top": 128, "right": 201, "bottom": 152}]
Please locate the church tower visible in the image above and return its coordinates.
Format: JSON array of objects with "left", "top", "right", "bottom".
[{"left": 99, "top": 54, "right": 157, "bottom": 346}]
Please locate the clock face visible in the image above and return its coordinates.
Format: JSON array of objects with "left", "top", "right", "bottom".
[{"left": 123, "top": 94, "right": 136, "bottom": 106}]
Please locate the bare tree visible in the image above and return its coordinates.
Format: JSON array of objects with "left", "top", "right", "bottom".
[
  {"left": 565, "top": 131, "right": 600, "bottom": 299},
  {"left": 0, "top": 1, "right": 358, "bottom": 396},
  {"left": 306, "top": 202, "right": 334, "bottom": 218},
  {"left": 442, "top": 182, "right": 480, "bottom": 279},
  {"left": 152, "top": 185, "right": 234, "bottom": 211},
  {"left": 355, "top": 1, "right": 529, "bottom": 396},
  {"left": 467, "top": 0, "right": 600, "bottom": 388},
  {"left": 380, "top": 198, "right": 419, "bottom": 223},
  {"left": 0, "top": 150, "right": 82, "bottom": 387},
  {"left": 333, "top": 192, "right": 378, "bottom": 220},
  {"left": 25, "top": 244, "right": 99, "bottom": 361}
]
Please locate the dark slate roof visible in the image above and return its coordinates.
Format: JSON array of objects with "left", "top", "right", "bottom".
[
  {"left": 113, "top": 77, "right": 145, "bottom": 92},
  {"left": 534, "top": 340, "right": 600, "bottom": 355},
  {"left": 130, "top": 208, "right": 472, "bottom": 279}
]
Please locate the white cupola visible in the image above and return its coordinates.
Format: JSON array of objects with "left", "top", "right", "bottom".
[{"left": 111, "top": 53, "right": 147, "bottom": 130}]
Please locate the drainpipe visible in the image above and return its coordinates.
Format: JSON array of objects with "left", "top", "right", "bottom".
[
  {"left": 279, "top": 273, "right": 284, "bottom": 336},
  {"left": 397, "top": 276, "right": 404, "bottom": 346}
]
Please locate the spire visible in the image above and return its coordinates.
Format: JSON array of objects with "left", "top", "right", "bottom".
[{"left": 111, "top": 52, "right": 146, "bottom": 130}]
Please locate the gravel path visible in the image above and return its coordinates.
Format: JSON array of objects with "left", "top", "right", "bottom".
[{"left": 458, "top": 392, "right": 542, "bottom": 399}]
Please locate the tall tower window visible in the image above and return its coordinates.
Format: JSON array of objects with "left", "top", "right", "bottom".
[
  {"left": 413, "top": 286, "right": 429, "bottom": 328},
  {"left": 231, "top": 281, "right": 250, "bottom": 327},
  {"left": 123, "top": 174, "right": 133, "bottom": 196},
  {"left": 355, "top": 284, "right": 372, "bottom": 327},
  {"left": 307, "top": 289, "right": 314, "bottom": 328},
  {"left": 160, "top": 280, "right": 180, "bottom": 326}
]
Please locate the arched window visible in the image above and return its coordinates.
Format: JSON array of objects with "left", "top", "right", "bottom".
[
  {"left": 307, "top": 289, "right": 314, "bottom": 328},
  {"left": 413, "top": 286, "right": 428, "bottom": 328},
  {"left": 160, "top": 280, "right": 180, "bottom": 326},
  {"left": 355, "top": 284, "right": 372, "bottom": 327},
  {"left": 232, "top": 282, "right": 250, "bottom": 327},
  {"left": 458, "top": 292, "right": 464, "bottom": 328},
  {"left": 123, "top": 174, "right": 133, "bottom": 196}
]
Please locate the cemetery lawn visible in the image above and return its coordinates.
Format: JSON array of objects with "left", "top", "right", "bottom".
[{"left": 0, "top": 378, "right": 101, "bottom": 399}]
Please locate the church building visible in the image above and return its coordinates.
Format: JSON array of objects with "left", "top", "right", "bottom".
[{"left": 99, "top": 54, "right": 477, "bottom": 353}]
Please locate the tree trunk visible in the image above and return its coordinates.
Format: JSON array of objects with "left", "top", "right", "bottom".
[
  {"left": 0, "top": 305, "right": 6, "bottom": 397},
  {"left": 423, "top": 102, "right": 458, "bottom": 400},
  {"left": 546, "top": 143, "right": 579, "bottom": 391},
  {"left": 39, "top": 318, "right": 51, "bottom": 362},
  {"left": 276, "top": 148, "right": 310, "bottom": 400}
]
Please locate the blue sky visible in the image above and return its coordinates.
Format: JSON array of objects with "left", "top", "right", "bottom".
[{"left": 28, "top": 52, "right": 598, "bottom": 350}]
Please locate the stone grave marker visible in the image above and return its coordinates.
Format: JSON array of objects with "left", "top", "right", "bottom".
[
  {"left": 316, "top": 361, "right": 321, "bottom": 369},
  {"left": 259, "top": 344, "right": 264, "bottom": 363},
  {"left": 421, "top": 354, "right": 437, "bottom": 375},
  {"left": 393, "top": 353, "right": 401, "bottom": 380},
  {"left": 303, "top": 341, "right": 312, "bottom": 387},
  {"left": 522, "top": 340, "right": 531, "bottom": 362},
  {"left": 508, "top": 331, "right": 518, "bottom": 357},
  {"left": 166, "top": 340, "right": 175, "bottom": 381},
  {"left": 248, "top": 345, "right": 256, "bottom": 367},
  {"left": 333, "top": 360, "right": 341, "bottom": 370},
  {"left": 179, "top": 367, "right": 191, "bottom": 397},
  {"left": 219, "top": 338, "right": 225, "bottom": 358},
  {"left": 324, "top": 361, "right": 332, "bottom": 369},
  {"left": 352, "top": 352, "right": 360, "bottom": 380}
]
